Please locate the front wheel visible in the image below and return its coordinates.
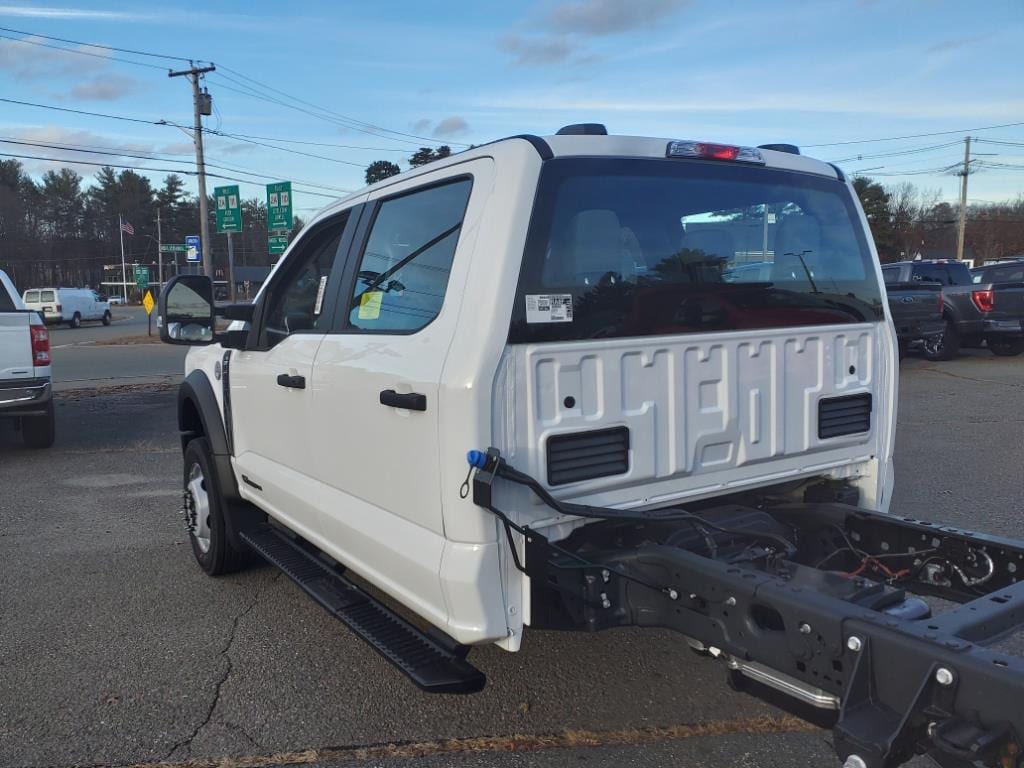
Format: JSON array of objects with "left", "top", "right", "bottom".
[
  {"left": 102, "top": 311, "right": 112, "bottom": 326},
  {"left": 182, "top": 437, "right": 248, "bottom": 576},
  {"left": 22, "top": 400, "right": 55, "bottom": 449},
  {"left": 923, "top": 320, "right": 959, "bottom": 361},
  {"left": 988, "top": 336, "right": 1024, "bottom": 357}
]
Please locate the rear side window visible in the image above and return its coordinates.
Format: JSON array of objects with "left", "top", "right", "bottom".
[
  {"left": 346, "top": 178, "right": 472, "bottom": 333},
  {"left": 0, "top": 282, "right": 15, "bottom": 311},
  {"left": 989, "top": 265, "right": 1024, "bottom": 283},
  {"left": 510, "top": 158, "right": 883, "bottom": 343},
  {"left": 912, "top": 264, "right": 948, "bottom": 284},
  {"left": 946, "top": 263, "right": 972, "bottom": 285},
  {"left": 24, "top": 290, "right": 39, "bottom": 303}
]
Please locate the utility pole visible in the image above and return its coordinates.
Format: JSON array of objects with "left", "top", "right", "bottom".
[
  {"left": 168, "top": 62, "right": 216, "bottom": 279},
  {"left": 156, "top": 208, "right": 162, "bottom": 293},
  {"left": 956, "top": 136, "right": 971, "bottom": 262}
]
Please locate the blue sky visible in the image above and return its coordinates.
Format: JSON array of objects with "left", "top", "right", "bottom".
[{"left": 0, "top": 0, "right": 1021, "bottom": 218}]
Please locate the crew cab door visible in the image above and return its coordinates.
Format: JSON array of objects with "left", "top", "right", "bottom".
[
  {"left": 310, "top": 162, "right": 490, "bottom": 619},
  {"left": 230, "top": 207, "right": 358, "bottom": 541}
]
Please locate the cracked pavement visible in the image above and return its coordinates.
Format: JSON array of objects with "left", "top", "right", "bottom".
[{"left": 1, "top": 350, "right": 1021, "bottom": 768}]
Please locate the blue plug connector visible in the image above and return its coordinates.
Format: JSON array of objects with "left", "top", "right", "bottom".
[{"left": 466, "top": 449, "right": 488, "bottom": 469}]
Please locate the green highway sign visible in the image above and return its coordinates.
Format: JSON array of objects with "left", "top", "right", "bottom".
[
  {"left": 134, "top": 264, "right": 149, "bottom": 290},
  {"left": 215, "top": 184, "right": 242, "bottom": 233},
  {"left": 268, "top": 233, "right": 289, "bottom": 255},
  {"left": 266, "top": 181, "right": 292, "bottom": 231},
  {"left": 160, "top": 243, "right": 188, "bottom": 253}
]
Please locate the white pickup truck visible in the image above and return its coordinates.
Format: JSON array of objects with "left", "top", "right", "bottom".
[
  {"left": 0, "top": 270, "right": 55, "bottom": 448},
  {"left": 158, "top": 127, "right": 1024, "bottom": 768}
]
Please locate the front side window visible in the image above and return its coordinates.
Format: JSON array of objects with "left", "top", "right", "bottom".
[
  {"left": 882, "top": 267, "right": 900, "bottom": 285},
  {"left": 510, "top": 158, "right": 884, "bottom": 343},
  {"left": 262, "top": 211, "right": 349, "bottom": 348},
  {"left": 347, "top": 178, "right": 472, "bottom": 333}
]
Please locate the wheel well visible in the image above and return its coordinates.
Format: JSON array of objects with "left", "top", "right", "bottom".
[{"left": 179, "top": 396, "right": 204, "bottom": 450}]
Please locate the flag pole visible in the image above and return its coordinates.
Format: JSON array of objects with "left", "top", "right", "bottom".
[{"left": 119, "top": 214, "right": 128, "bottom": 303}]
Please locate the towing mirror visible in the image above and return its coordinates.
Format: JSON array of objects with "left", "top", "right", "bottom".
[{"left": 158, "top": 275, "right": 215, "bottom": 345}]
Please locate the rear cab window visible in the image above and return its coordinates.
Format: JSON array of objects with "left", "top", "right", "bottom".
[{"left": 510, "top": 158, "right": 883, "bottom": 343}]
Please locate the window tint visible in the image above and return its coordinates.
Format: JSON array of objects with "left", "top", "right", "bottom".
[
  {"left": 882, "top": 267, "right": 900, "bottom": 284},
  {"left": 24, "top": 290, "right": 39, "bottom": 303},
  {"left": 0, "top": 282, "right": 15, "bottom": 311},
  {"left": 991, "top": 265, "right": 1024, "bottom": 283},
  {"left": 946, "top": 262, "right": 972, "bottom": 285},
  {"left": 347, "top": 179, "right": 472, "bottom": 333},
  {"left": 262, "top": 212, "right": 349, "bottom": 348},
  {"left": 40, "top": 290, "right": 56, "bottom": 302},
  {"left": 510, "top": 159, "right": 883, "bottom": 343},
  {"left": 913, "top": 264, "right": 947, "bottom": 285}
]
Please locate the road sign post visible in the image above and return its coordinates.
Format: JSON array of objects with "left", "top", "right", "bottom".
[
  {"left": 185, "top": 235, "right": 201, "bottom": 274},
  {"left": 142, "top": 290, "right": 155, "bottom": 336},
  {"left": 266, "top": 182, "right": 292, "bottom": 231}
]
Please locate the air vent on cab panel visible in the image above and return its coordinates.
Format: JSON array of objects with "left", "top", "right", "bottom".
[
  {"left": 818, "top": 393, "right": 872, "bottom": 439},
  {"left": 546, "top": 426, "right": 630, "bottom": 486}
]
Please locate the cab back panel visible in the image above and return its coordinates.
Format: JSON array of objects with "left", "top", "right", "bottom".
[{"left": 496, "top": 322, "right": 881, "bottom": 512}]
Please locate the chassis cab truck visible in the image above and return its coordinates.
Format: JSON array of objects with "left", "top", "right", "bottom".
[{"left": 159, "top": 127, "right": 1024, "bottom": 768}]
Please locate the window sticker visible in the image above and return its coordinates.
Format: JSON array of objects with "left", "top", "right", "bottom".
[
  {"left": 525, "top": 294, "right": 573, "bottom": 324},
  {"left": 358, "top": 291, "right": 384, "bottom": 320},
  {"left": 313, "top": 275, "right": 328, "bottom": 316}
]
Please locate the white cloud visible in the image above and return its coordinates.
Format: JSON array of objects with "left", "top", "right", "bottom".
[
  {"left": 0, "top": 5, "right": 140, "bottom": 20},
  {"left": 69, "top": 73, "right": 140, "bottom": 102},
  {"left": 432, "top": 115, "right": 470, "bottom": 138},
  {"left": 0, "top": 36, "right": 108, "bottom": 81}
]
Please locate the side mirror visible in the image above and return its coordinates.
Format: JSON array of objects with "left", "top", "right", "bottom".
[{"left": 158, "top": 275, "right": 215, "bottom": 345}]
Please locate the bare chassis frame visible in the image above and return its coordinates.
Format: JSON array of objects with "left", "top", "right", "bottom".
[{"left": 471, "top": 450, "right": 1024, "bottom": 768}]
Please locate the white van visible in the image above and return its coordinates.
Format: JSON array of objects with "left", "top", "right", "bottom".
[{"left": 22, "top": 287, "right": 112, "bottom": 328}]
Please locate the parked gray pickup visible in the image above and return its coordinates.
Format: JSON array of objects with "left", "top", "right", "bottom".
[
  {"left": 881, "top": 260, "right": 1024, "bottom": 359},
  {"left": 881, "top": 275, "right": 943, "bottom": 358}
]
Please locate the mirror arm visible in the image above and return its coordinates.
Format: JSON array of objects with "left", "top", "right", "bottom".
[
  {"left": 217, "top": 303, "right": 256, "bottom": 322},
  {"left": 216, "top": 328, "right": 249, "bottom": 350}
]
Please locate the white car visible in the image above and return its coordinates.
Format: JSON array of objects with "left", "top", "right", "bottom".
[
  {"left": 22, "top": 287, "right": 112, "bottom": 328},
  {"left": 157, "top": 126, "right": 1024, "bottom": 767},
  {"left": 1, "top": 270, "right": 54, "bottom": 447}
]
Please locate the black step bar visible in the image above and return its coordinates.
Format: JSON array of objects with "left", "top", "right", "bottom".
[{"left": 240, "top": 524, "right": 485, "bottom": 694}]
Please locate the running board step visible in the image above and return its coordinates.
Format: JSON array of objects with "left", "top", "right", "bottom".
[{"left": 240, "top": 524, "right": 486, "bottom": 694}]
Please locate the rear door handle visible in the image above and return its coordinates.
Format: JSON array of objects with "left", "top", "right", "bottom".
[
  {"left": 276, "top": 373, "right": 306, "bottom": 389},
  {"left": 379, "top": 389, "right": 427, "bottom": 411}
]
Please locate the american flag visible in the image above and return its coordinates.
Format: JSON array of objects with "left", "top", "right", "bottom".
[{"left": 120, "top": 218, "right": 135, "bottom": 235}]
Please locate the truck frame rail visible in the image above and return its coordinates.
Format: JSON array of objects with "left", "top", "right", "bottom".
[{"left": 469, "top": 449, "right": 1024, "bottom": 768}]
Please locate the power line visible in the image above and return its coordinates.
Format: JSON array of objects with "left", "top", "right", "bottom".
[
  {"left": 0, "top": 32, "right": 172, "bottom": 71},
  {"left": 830, "top": 140, "right": 963, "bottom": 164},
  {"left": 206, "top": 128, "right": 367, "bottom": 168},
  {"left": 0, "top": 25, "right": 194, "bottom": 62},
  {"left": 805, "top": 121, "right": 1024, "bottom": 148},
  {"left": 215, "top": 65, "right": 469, "bottom": 147},
  {"left": 209, "top": 131, "right": 409, "bottom": 153}
]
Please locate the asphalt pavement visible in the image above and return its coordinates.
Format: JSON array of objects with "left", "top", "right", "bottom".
[
  {"left": 1, "top": 350, "right": 1022, "bottom": 768},
  {"left": 45, "top": 305, "right": 188, "bottom": 391}
]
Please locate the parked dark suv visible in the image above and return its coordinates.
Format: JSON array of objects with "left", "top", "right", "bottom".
[{"left": 882, "top": 260, "right": 1024, "bottom": 359}]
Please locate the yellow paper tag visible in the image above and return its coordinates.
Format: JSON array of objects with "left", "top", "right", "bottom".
[{"left": 358, "top": 291, "right": 383, "bottom": 320}]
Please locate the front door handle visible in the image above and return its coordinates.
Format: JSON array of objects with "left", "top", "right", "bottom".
[
  {"left": 379, "top": 389, "right": 427, "bottom": 411},
  {"left": 276, "top": 373, "right": 306, "bottom": 389}
]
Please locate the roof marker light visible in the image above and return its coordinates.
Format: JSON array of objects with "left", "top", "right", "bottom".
[{"left": 666, "top": 140, "right": 765, "bottom": 164}]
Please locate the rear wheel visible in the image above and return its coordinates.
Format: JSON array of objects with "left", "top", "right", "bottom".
[
  {"left": 923, "top": 320, "right": 959, "bottom": 361},
  {"left": 182, "top": 437, "right": 248, "bottom": 576},
  {"left": 69, "top": 313, "right": 81, "bottom": 329},
  {"left": 988, "top": 336, "right": 1024, "bottom": 357},
  {"left": 22, "top": 400, "right": 55, "bottom": 449},
  {"left": 102, "top": 311, "right": 112, "bottom": 326}
]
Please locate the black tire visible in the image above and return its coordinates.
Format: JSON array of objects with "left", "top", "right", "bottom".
[
  {"left": 988, "top": 336, "right": 1024, "bottom": 357},
  {"left": 22, "top": 400, "right": 55, "bottom": 449},
  {"left": 182, "top": 437, "right": 249, "bottom": 576},
  {"left": 102, "top": 311, "right": 112, "bottom": 326},
  {"left": 69, "top": 313, "right": 81, "bottom": 329},
  {"left": 923, "top": 319, "right": 959, "bottom": 361}
]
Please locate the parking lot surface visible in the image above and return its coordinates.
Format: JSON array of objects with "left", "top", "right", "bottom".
[{"left": 1, "top": 351, "right": 1021, "bottom": 768}]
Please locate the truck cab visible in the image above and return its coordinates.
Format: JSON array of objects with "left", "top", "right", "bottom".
[{"left": 158, "top": 128, "right": 1024, "bottom": 768}]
